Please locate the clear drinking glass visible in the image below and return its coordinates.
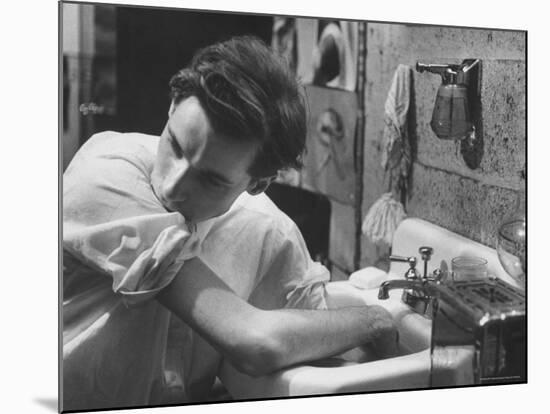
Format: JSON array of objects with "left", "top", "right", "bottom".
[
  {"left": 496, "top": 172, "right": 526, "bottom": 289},
  {"left": 451, "top": 256, "right": 488, "bottom": 282}
]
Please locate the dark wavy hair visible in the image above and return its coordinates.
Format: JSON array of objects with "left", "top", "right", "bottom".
[{"left": 169, "top": 36, "right": 307, "bottom": 178}]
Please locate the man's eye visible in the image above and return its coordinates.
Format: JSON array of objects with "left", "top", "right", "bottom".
[
  {"left": 199, "top": 172, "right": 225, "bottom": 188},
  {"left": 205, "top": 175, "right": 223, "bottom": 187}
]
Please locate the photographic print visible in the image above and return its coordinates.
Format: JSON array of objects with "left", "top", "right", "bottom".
[
  {"left": 60, "top": 1, "right": 526, "bottom": 412},
  {"left": 301, "top": 85, "right": 358, "bottom": 205}
]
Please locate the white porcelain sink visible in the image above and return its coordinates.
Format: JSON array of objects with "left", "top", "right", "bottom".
[
  {"left": 219, "top": 218, "right": 517, "bottom": 399},
  {"left": 219, "top": 274, "right": 432, "bottom": 398}
]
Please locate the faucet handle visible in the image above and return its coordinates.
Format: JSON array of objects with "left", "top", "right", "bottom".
[
  {"left": 429, "top": 269, "right": 444, "bottom": 283},
  {"left": 418, "top": 246, "right": 434, "bottom": 279},
  {"left": 419, "top": 246, "right": 434, "bottom": 261},
  {"left": 389, "top": 255, "right": 416, "bottom": 265},
  {"left": 389, "top": 255, "right": 419, "bottom": 280}
]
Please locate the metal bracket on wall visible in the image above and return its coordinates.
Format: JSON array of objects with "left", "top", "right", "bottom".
[{"left": 460, "top": 59, "right": 484, "bottom": 169}]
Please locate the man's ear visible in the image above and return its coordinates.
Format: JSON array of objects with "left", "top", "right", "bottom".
[{"left": 246, "top": 175, "right": 277, "bottom": 196}]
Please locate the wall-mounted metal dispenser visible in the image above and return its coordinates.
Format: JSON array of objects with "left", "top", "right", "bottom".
[{"left": 416, "top": 59, "right": 481, "bottom": 141}]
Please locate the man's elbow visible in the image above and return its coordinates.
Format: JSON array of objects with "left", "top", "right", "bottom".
[{"left": 227, "top": 327, "right": 288, "bottom": 377}]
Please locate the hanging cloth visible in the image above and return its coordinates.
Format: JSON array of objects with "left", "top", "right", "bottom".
[{"left": 362, "top": 64, "right": 412, "bottom": 247}]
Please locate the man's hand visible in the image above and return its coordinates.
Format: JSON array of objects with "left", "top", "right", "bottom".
[
  {"left": 364, "top": 305, "right": 400, "bottom": 359},
  {"left": 336, "top": 305, "right": 399, "bottom": 363}
]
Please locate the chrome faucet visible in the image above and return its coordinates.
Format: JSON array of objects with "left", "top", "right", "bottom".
[
  {"left": 378, "top": 247, "right": 444, "bottom": 317},
  {"left": 378, "top": 277, "right": 440, "bottom": 300}
]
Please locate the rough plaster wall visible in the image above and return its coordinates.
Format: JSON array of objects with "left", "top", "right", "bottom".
[
  {"left": 329, "top": 200, "right": 355, "bottom": 274},
  {"left": 360, "top": 23, "right": 526, "bottom": 268}
]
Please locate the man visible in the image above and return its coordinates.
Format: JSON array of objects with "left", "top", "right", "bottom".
[{"left": 62, "top": 36, "right": 397, "bottom": 411}]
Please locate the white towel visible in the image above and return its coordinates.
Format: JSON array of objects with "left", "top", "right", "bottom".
[{"left": 64, "top": 212, "right": 200, "bottom": 307}]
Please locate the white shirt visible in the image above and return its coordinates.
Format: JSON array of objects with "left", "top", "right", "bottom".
[{"left": 62, "top": 131, "right": 329, "bottom": 410}]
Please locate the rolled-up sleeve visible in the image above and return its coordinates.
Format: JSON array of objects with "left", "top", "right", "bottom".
[{"left": 248, "top": 223, "right": 330, "bottom": 311}]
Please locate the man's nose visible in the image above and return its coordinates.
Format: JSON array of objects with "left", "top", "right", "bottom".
[{"left": 164, "top": 158, "right": 191, "bottom": 200}]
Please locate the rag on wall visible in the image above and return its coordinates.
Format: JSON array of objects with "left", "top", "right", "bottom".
[
  {"left": 362, "top": 64, "right": 413, "bottom": 248},
  {"left": 381, "top": 64, "right": 413, "bottom": 198},
  {"left": 361, "top": 192, "right": 406, "bottom": 247}
]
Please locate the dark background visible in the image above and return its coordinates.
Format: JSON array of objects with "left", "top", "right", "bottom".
[{"left": 116, "top": 6, "right": 272, "bottom": 134}]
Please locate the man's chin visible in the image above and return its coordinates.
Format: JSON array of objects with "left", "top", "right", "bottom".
[
  {"left": 169, "top": 206, "right": 192, "bottom": 221},
  {"left": 162, "top": 201, "right": 191, "bottom": 221},
  {"left": 167, "top": 203, "right": 229, "bottom": 223},
  {"left": 170, "top": 206, "right": 202, "bottom": 223}
]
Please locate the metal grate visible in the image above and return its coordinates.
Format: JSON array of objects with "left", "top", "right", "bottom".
[{"left": 447, "top": 279, "right": 525, "bottom": 316}]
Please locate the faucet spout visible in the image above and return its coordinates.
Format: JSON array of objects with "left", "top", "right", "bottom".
[{"left": 378, "top": 279, "right": 438, "bottom": 300}]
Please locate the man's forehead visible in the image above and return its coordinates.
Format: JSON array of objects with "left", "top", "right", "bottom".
[
  {"left": 169, "top": 99, "right": 209, "bottom": 146},
  {"left": 168, "top": 99, "right": 258, "bottom": 180}
]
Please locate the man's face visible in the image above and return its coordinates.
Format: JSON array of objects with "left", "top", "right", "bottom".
[{"left": 151, "top": 96, "right": 260, "bottom": 223}]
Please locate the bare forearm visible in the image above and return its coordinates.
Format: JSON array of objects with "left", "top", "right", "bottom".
[
  {"left": 260, "top": 305, "right": 392, "bottom": 369},
  {"left": 157, "top": 258, "right": 396, "bottom": 376}
]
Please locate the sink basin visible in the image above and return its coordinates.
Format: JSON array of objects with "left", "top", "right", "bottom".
[
  {"left": 219, "top": 217, "right": 516, "bottom": 399},
  {"left": 219, "top": 274, "right": 432, "bottom": 398}
]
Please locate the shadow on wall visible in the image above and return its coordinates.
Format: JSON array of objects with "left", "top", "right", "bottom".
[{"left": 33, "top": 397, "right": 57, "bottom": 412}]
